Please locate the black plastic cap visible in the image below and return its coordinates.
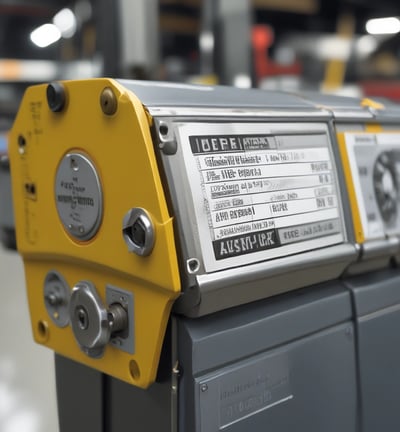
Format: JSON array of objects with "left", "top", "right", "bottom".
[{"left": 46, "top": 82, "right": 66, "bottom": 112}]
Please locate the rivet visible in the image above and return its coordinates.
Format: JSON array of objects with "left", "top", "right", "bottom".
[{"left": 100, "top": 87, "right": 118, "bottom": 115}]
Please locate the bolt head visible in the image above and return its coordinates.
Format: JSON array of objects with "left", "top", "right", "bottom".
[
  {"left": 100, "top": 87, "right": 118, "bottom": 115},
  {"left": 122, "top": 208, "right": 155, "bottom": 256}
]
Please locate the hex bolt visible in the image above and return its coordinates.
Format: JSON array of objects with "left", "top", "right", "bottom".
[
  {"left": 100, "top": 87, "right": 118, "bottom": 115},
  {"left": 122, "top": 208, "right": 155, "bottom": 256},
  {"left": 130, "top": 219, "right": 146, "bottom": 248},
  {"left": 47, "top": 82, "right": 66, "bottom": 112}
]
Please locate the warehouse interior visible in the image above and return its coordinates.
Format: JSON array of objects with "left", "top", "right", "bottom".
[{"left": 2, "top": 1, "right": 400, "bottom": 432}]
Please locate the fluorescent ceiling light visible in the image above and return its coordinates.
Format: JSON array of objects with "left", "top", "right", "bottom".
[
  {"left": 199, "top": 31, "right": 214, "bottom": 52},
  {"left": 30, "top": 24, "right": 61, "bottom": 48},
  {"left": 366, "top": 17, "right": 400, "bottom": 35},
  {"left": 53, "top": 8, "right": 77, "bottom": 38}
]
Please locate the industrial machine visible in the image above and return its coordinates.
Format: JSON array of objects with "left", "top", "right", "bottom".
[
  {"left": 8, "top": 79, "right": 400, "bottom": 431},
  {"left": 301, "top": 92, "right": 400, "bottom": 432}
]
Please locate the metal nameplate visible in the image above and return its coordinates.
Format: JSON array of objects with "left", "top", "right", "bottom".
[
  {"left": 174, "top": 122, "right": 344, "bottom": 272},
  {"left": 344, "top": 132, "right": 400, "bottom": 240},
  {"left": 197, "top": 350, "right": 293, "bottom": 431},
  {"left": 55, "top": 152, "right": 103, "bottom": 241}
]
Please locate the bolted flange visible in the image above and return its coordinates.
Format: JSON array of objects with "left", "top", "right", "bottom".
[{"left": 69, "top": 281, "right": 128, "bottom": 358}]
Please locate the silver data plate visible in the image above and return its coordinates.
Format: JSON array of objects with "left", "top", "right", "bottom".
[
  {"left": 54, "top": 152, "right": 103, "bottom": 241},
  {"left": 171, "top": 122, "right": 345, "bottom": 273}
]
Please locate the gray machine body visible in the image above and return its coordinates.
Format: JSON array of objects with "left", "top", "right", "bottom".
[
  {"left": 55, "top": 271, "right": 400, "bottom": 432},
  {"left": 345, "top": 269, "right": 400, "bottom": 432},
  {"left": 18, "top": 82, "right": 400, "bottom": 431},
  {"left": 56, "top": 281, "right": 358, "bottom": 432}
]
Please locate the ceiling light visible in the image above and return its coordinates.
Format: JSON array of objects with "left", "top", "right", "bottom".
[
  {"left": 366, "top": 17, "right": 400, "bottom": 35},
  {"left": 53, "top": 8, "right": 77, "bottom": 38},
  {"left": 30, "top": 24, "right": 61, "bottom": 48}
]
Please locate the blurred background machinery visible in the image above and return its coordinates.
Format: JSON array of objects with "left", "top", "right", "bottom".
[
  {"left": 1, "top": 0, "right": 400, "bottom": 250},
  {"left": 2, "top": 0, "right": 400, "bottom": 250},
  {"left": 2, "top": 1, "right": 400, "bottom": 432}
]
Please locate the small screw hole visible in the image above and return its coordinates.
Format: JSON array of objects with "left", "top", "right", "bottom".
[
  {"left": 159, "top": 124, "right": 169, "bottom": 136},
  {"left": 70, "top": 158, "right": 79, "bottom": 171},
  {"left": 37, "top": 320, "right": 49, "bottom": 341},
  {"left": 187, "top": 258, "right": 200, "bottom": 274},
  {"left": 25, "top": 183, "right": 36, "bottom": 196},
  {"left": 18, "top": 135, "right": 26, "bottom": 148}
]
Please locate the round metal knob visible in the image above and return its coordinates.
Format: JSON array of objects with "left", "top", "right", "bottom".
[{"left": 69, "top": 281, "right": 127, "bottom": 358}]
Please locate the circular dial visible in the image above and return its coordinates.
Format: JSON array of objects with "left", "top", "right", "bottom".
[{"left": 373, "top": 151, "right": 399, "bottom": 224}]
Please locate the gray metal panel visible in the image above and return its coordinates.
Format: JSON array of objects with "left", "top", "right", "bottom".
[
  {"left": 117, "top": 79, "right": 320, "bottom": 109},
  {"left": 372, "top": 98, "right": 400, "bottom": 123},
  {"left": 356, "top": 309, "right": 400, "bottom": 432},
  {"left": 294, "top": 91, "right": 373, "bottom": 120},
  {"left": 55, "top": 354, "right": 104, "bottom": 432},
  {"left": 296, "top": 91, "right": 364, "bottom": 109},
  {"left": 178, "top": 283, "right": 356, "bottom": 432},
  {"left": 345, "top": 268, "right": 400, "bottom": 316},
  {"left": 189, "top": 243, "right": 356, "bottom": 316},
  {"left": 346, "top": 269, "right": 400, "bottom": 432},
  {"left": 196, "top": 324, "right": 356, "bottom": 432},
  {"left": 108, "top": 377, "right": 172, "bottom": 432}
]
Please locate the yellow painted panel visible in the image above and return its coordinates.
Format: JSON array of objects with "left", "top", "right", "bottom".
[
  {"left": 9, "top": 79, "right": 181, "bottom": 388},
  {"left": 336, "top": 132, "right": 364, "bottom": 244}
]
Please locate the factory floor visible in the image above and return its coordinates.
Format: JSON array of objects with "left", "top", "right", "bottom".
[{"left": 0, "top": 244, "right": 59, "bottom": 432}]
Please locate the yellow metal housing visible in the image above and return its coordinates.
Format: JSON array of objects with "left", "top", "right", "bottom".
[{"left": 9, "top": 79, "right": 181, "bottom": 388}]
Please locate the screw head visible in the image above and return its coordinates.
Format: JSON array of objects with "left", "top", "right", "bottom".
[{"left": 100, "top": 87, "right": 118, "bottom": 115}]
